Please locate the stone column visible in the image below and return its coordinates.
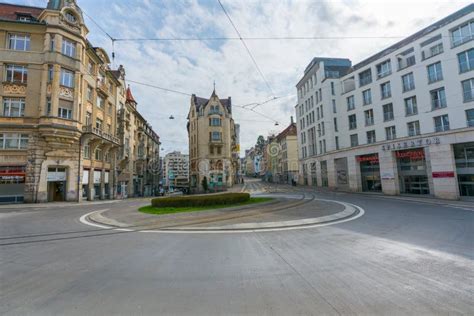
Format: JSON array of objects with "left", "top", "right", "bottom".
[
  {"left": 347, "top": 155, "right": 361, "bottom": 192},
  {"left": 428, "top": 144, "right": 458, "bottom": 200},
  {"left": 379, "top": 149, "right": 399, "bottom": 195},
  {"left": 51, "top": 64, "right": 60, "bottom": 117},
  {"left": 327, "top": 158, "right": 336, "bottom": 188},
  {"left": 88, "top": 166, "right": 95, "bottom": 201}
]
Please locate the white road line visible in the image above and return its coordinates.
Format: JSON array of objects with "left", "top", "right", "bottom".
[{"left": 78, "top": 199, "right": 365, "bottom": 234}]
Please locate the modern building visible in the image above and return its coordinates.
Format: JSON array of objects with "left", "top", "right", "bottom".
[
  {"left": 187, "top": 89, "right": 239, "bottom": 192},
  {"left": 0, "top": 1, "right": 160, "bottom": 203},
  {"left": 295, "top": 4, "right": 474, "bottom": 199},
  {"left": 163, "top": 151, "right": 189, "bottom": 191}
]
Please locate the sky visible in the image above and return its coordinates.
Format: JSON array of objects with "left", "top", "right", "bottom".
[{"left": 11, "top": 0, "right": 473, "bottom": 155}]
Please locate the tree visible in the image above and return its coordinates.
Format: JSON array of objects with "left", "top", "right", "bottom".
[
  {"left": 255, "top": 135, "right": 265, "bottom": 155},
  {"left": 201, "top": 176, "right": 208, "bottom": 192}
]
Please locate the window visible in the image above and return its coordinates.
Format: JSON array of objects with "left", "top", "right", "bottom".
[
  {"left": 50, "top": 35, "right": 55, "bottom": 51},
  {"left": 423, "top": 43, "right": 444, "bottom": 60},
  {"left": 427, "top": 62, "right": 443, "bottom": 83},
  {"left": 350, "top": 134, "right": 359, "bottom": 147},
  {"left": 5, "top": 65, "right": 27, "bottom": 83},
  {"left": 430, "top": 87, "right": 447, "bottom": 110},
  {"left": 385, "top": 126, "right": 396, "bottom": 140},
  {"left": 380, "top": 82, "right": 391, "bottom": 99},
  {"left": 0, "top": 133, "right": 28, "bottom": 149},
  {"left": 383, "top": 103, "right": 394, "bottom": 121},
  {"left": 95, "top": 148, "right": 103, "bottom": 161},
  {"left": 17, "top": 14, "right": 32, "bottom": 22},
  {"left": 407, "top": 121, "right": 420, "bottom": 137},
  {"left": 211, "top": 131, "right": 222, "bottom": 141},
  {"left": 348, "top": 114, "right": 357, "bottom": 130},
  {"left": 333, "top": 118, "right": 338, "bottom": 132},
  {"left": 364, "top": 109, "right": 374, "bottom": 126},
  {"left": 61, "top": 38, "right": 76, "bottom": 58},
  {"left": 65, "top": 12, "right": 77, "bottom": 23},
  {"left": 401, "top": 72, "right": 415, "bottom": 92},
  {"left": 46, "top": 97, "right": 51, "bottom": 115},
  {"left": 97, "top": 95, "right": 104, "bottom": 109},
  {"left": 3, "top": 98, "right": 25, "bottom": 117},
  {"left": 462, "top": 78, "right": 474, "bottom": 102},
  {"left": 8, "top": 33, "right": 30, "bottom": 51},
  {"left": 83, "top": 145, "right": 90, "bottom": 159},
  {"left": 367, "top": 130, "right": 376, "bottom": 144},
  {"left": 376, "top": 60, "right": 391, "bottom": 78},
  {"left": 209, "top": 117, "right": 221, "bottom": 126},
  {"left": 466, "top": 109, "right": 474, "bottom": 127},
  {"left": 451, "top": 20, "right": 474, "bottom": 47},
  {"left": 398, "top": 48, "right": 416, "bottom": 70},
  {"left": 48, "top": 65, "right": 53, "bottom": 82},
  {"left": 60, "top": 68, "right": 74, "bottom": 87},
  {"left": 457, "top": 49, "right": 474, "bottom": 73},
  {"left": 87, "top": 61, "right": 94, "bottom": 75},
  {"left": 87, "top": 85, "right": 93, "bottom": 101},
  {"left": 58, "top": 107, "right": 72, "bottom": 119},
  {"left": 321, "top": 122, "right": 325, "bottom": 135},
  {"left": 85, "top": 112, "right": 92, "bottom": 126},
  {"left": 332, "top": 100, "right": 336, "bottom": 113},
  {"left": 96, "top": 118, "right": 103, "bottom": 130},
  {"left": 434, "top": 115, "right": 449, "bottom": 132},
  {"left": 362, "top": 89, "right": 372, "bottom": 105},
  {"left": 359, "top": 69, "right": 372, "bottom": 86},
  {"left": 347, "top": 95, "right": 355, "bottom": 111},
  {"left": 404, "top": 96, "right": 418, "bottom": 116},
  {"left": 331, "top": 82, "right": 335, "bottom": 95},
  {"left": 335, "top": 136, "right": 339, "bottom": 150}
]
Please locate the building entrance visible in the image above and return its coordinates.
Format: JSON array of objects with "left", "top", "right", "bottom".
[
  {"left": 47, "top": 167, "right": 67, "bottom": 202},
  {"left": 396, "top": 149, "right": 429, "bottom": 195},
  {"left": 357, "top": 154, "right": 381, "bottom": 192},
  {"left": 453, "top": 142, "right": 474, "bottom": 197}
]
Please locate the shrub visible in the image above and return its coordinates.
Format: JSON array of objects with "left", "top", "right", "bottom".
[{"left": 151, "top": 193, "right": 250, "bottom": 208}]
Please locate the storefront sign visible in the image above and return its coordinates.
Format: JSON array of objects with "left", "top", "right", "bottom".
[
  {"left": 432, "top": 171, "right": 455, "bottom": 178},
  {"left": 381, "top": 137, "right": 440, "bottom": 151},
  {"left": 47, "top": 169, "right": 66, "bottom": 182},
  {"left": 356, "top": 155, "right": 379, "bottom": 163},
  {"left": 93, "top": 171, "right": 102, "bottom": 184},
  {"left": 82, "top": 169, "right": 89, "bottom": 184},
  {"left": 381, "top": 172, "right": 395, "bottom": 180},
  {"left": 395, "top": 149, "right": 425, "bottom": 160}
]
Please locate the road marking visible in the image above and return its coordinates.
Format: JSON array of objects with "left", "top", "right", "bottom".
[{"left": 78, "top": 200, "right": 365, "bottom": 234}]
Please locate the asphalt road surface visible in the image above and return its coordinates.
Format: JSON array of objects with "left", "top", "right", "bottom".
[{"left": 1, "top": 179, "right": 473, "bottom": 315}]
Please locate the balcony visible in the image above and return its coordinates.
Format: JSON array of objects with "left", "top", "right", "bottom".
[
  {"left": 97, "top": 82, "right": 109, "bottom": 96},
  {"left": 82, "top": 124, "right": 119, "bottom": 145}
]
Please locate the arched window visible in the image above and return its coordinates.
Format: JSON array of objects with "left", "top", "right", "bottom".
[{"left": 65, "top": 12, "right": 77, "bottom": 23}]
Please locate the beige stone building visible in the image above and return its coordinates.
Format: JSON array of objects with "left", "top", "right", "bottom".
[
  {"left": 0, "top": 1, "right": 159, "bottom": 203},
  {"left": 187, "top": 89, "right": 239, "bottom": 192},
  {"left": 275, "top": 119, "right": 299, "bottom": 184}
]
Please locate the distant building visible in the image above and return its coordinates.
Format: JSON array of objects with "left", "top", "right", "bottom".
[
  {"left": 187, "top": 89, "right": 239, "bottom": 192},
  {"left": 163, "top": 151, "right": 189, "bottom": 191}
]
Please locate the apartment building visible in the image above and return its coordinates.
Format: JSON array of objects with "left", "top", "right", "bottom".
[
  {"left": 187, "top": 89, "right": 239, "bottom": 192},
  {"left": 296, "top": 4, "right": 474, "bottom": 199},
  {"left": 163, "top": 151, "right": 189, "bottom": 191},
  {"left": 0, "top": 1, "right": 160, "bottom": 202}
]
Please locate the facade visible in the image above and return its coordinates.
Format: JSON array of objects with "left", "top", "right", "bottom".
[
  {"left": 188, "top": 89, "right": 239, "bottom": 192},
  {"left": 163, "top": 151, "right": 189, "bottom": 191},
  {"left": 275, "top": 119, "right": 299, "bottom": 184},
  {"left": 295, "top": 4, "right": 474, "bottom": 199},
  {"left": 0, "top": 1, "right": 159, "bottom": 203}
]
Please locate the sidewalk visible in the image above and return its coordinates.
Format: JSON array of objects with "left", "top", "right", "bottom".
[{"left": 0, "top": 197, "right": 150, "bottom": 210}]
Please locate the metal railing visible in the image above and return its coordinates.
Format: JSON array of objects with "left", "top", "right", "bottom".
[{"left": 82, "top": 124, "right": 120, "bottom": 144}]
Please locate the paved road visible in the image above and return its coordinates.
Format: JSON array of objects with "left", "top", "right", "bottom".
[{"left": 1, "top": 179, "right": 473, "bottom": 315}]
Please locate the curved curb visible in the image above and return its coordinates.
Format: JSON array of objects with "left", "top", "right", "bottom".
[{"left": 79, "top": 198, "right": 365, "bottom": 234}]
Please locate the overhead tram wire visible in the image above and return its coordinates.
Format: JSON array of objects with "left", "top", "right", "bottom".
[{"left": 216, "top": 0, "right": 275, "bottom": 99}]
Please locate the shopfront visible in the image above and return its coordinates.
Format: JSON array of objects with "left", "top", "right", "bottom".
[
  {"left": 47, "top": 167, "right": 67, "bottom": 202},
  {"left": 357, "top": 154, "right": 381, "bottom": 192},
  {"left": 453, "top": 142, "right": 474, "bottom": 197},
  {"left": 396, "top": 148, "right": 429, "bottom": 195},
  {"left": 0, "top": 165, "right": 25, "bottom": 203},
  {"left": 93, "top": 170, "right": 101, "bottom": 199}
]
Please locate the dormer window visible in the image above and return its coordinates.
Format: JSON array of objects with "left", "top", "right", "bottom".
[
  {"left": 65, "top": 12, "right": 77, "bottom": 23},
  {"left": 17, "top": 14, "right": 32, "bottom": 22}
]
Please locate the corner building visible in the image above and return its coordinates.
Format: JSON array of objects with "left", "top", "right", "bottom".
[{"left": 295, "top": 4, "right": 474, "bottom": 199}]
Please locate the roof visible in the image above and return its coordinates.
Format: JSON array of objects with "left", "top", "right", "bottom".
[
  {"left": 350, "top": 3, "right": 474, "bottom": 72},
  {"left": 126, "top": 86, "right": 136, "bottom": 103},
  {"left": 191, "top": 91, "right": 232, "bottom": 113},
  {"left": 276, "top": 122, "right": 297, "bottom": 141},
  {"left": 0, "top": 3, "right": 44, "bottom": 22}
]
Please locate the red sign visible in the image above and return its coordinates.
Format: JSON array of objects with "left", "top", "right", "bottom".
[
  {"left": 432, "top": 171, "right": 455, "bottom": 178},
  {"left": 396, "top": 149, "right": 425, "bottom": 160},
  {"left": 356, "top": 155, "right": 379, "bottom": 163}
]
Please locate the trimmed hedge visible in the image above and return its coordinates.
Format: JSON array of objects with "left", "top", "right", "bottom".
[{"left": 151, "top": 193, "right": 250, "bottom": 208}]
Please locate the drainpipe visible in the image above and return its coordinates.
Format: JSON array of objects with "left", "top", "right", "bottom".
[{"left": 77, "top": 135, "right": 82, "bottom": 202}]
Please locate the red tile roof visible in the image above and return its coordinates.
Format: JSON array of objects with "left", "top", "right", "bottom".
[
  {"left": 126, "top": 86, "right": 136, "bottom": 103},
  {"left": 0, "top": 3, "right": 44, "bottom": 22},
  {"left": 277, "top": 122, "right": 297, "bottom": 141}
]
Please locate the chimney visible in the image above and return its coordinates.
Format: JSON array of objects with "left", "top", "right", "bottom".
[{"left": 290, "top": 116, "right": 294, "bottom": 124}]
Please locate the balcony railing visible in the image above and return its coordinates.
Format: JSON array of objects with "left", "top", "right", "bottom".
[
  {"left": 468, "top": 119, "right": 474, "bottom": 127},
  {"left": 82, "top": 124, "right": 120, "bottom": 144},
  {"left": 365, "top": 118, "right": 374, "bottom": 126},
  {"left": 432, "top": 98, "right": 447, "bottom": 110}
]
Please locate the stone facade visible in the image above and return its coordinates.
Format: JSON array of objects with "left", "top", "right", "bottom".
[{"left": 187, "top": 90, "right": 239, "bottom": 192}]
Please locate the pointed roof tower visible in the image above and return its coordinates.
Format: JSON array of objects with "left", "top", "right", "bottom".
[{"left": 126, "top": 85, "right": 137, "bottom": 104}]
